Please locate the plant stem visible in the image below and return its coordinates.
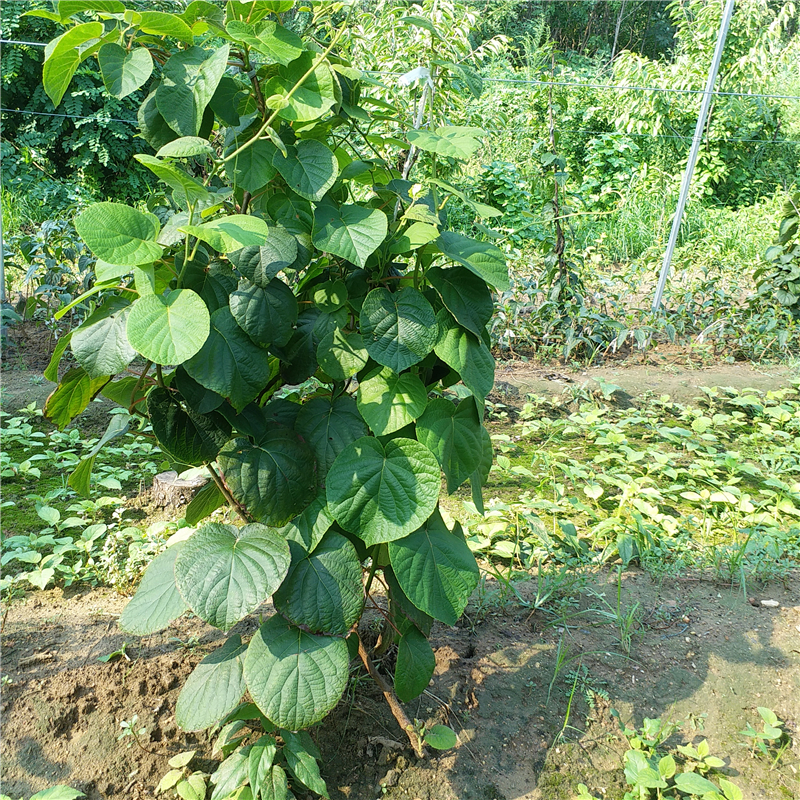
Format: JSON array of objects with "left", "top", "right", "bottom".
[
  {"left": 222, "top": 11, "right": 352, "bottom": 165},
  {"left": 357, "top": 636, "right": 425, "bottom": 758},
  {"left": 207, "top": 463, "right": 250, "bottom": 523}
]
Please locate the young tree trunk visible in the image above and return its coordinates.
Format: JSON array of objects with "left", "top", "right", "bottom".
[{"left": 611, "top": 0, "right": 628, "bottom": 63}]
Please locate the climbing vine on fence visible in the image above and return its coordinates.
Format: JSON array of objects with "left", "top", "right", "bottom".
[{"left": 37, "top": 1, "right": 507, "bottom": 796}]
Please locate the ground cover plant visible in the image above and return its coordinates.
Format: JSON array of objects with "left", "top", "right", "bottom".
[
  {"left": 21, "top": 2, "right": 509, "bottom": 796},
  {"left": 466, "top": 383, "right": 800, "bottom": 586}
]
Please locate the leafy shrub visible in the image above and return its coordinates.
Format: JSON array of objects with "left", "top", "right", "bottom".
[
  {"left": 754, "top": 192, "right": 800, "bottom": 314},
  {"left": 36, "top": 2, "right": 506, "bottom": 795}
]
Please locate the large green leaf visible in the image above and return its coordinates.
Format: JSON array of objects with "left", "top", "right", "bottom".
[
  {"left": 147, "top": 387, "right": 231, "bottom": 466},
  {"left": 426, "top": 266, "right": 493, "bottom": 338},
  {"left": 394, "top": 626, "right": 435, "bottom": 702},
  {"left": 157, "top": 45, "right": 230, "bottom": 136},
  {"left": 279, "top": 308, "right": 346, "bottom": 384},
  {"left": 185, "top": 481, "right": 226, "bottom": 526},
  {"left": 98, "top": 43, "right": 153, "bottom": 99},
  {"left": 406, "top": 126, "right": 483, "bottom": 159},
  {"left": 359, "top": 287, "right": 437, "bottom": 372},
  {"left": 434, "top": 310, "right": 494, "bottom": 402},
  {"left": 436, "top": 231, "right": 509, "bottom": 291},
  {"left": 226, "top": 139, "right": 277, "bottom": 193},
  {"left": 416, "top": 396, "right": 483, "bottom": 493},
  {"left": 263, "top": 52, "right": 337, "bottom": 123},
  {"left": 68, "top": 413, "right": 129, "bottom": 497},
  {"left": 312, "top": 203, "right": 387, "bottom": 268},
  {"left": 282, "top": 731, "right": 328, "bottom": 798},
  {"left": 44, "top": 367, "right": 109, "bottom": 430},
  {"left": 181, "top": 215, "right": 271, "bottom": 253},
  {"left": 175, "top": 366, "right": 224, "bottom": 414},
  {"left": 294, "top": 395, "right": 368, "bottom": 477},
  {"left": 316, "top": 329, "right": 368, "bottom": 380},
  {"left": 138, "top": 89, "right": 180, "bottom": 150},
  {"left": 248, "top": 736, "right": 277, "bottom": 800},
  {"left": 218, "top": 431, "right": 317, "bottom": 526},
  {"left": 229, "top": 227, "right": 298, "bottom": 288},
  {"left": 385, "top": 567, "right": 433, "bottom": 636},
  {"left": 388, "top": 512, "right": 479, "bottom": 625},
  {"left": 274, "top": 533, "right": 363, "bottom": 635},
  {"left": 278, "top": 495, "right": 334, "bottom": 552},
  {"left": 176, "top": 635, "right": 247, "bottom": 731},
  {"left": 225, "top": 20, "right": 304, "bottom": 65},
  {"left": 326, "top": 437, "right": 440, "bottom": 546},
  {"left": 183, "top": 308, "right": 273, "bottom": 411},
  {"left": 119, "top": 543, "right": 188, "bottom": 635},
  {"left": 43, "top": 22, "right": 104, "bottom": 106},
  {"left": 356, "top": 367, "right": 428, "bottom": 436},
  {"left": 56, "top": 1, "right": 124, "bottom": 21},
  {"left": 244, "top": 615, "right": 349, "bottom": 730},
  {"left": 137, "top": 10, "right": 195, "bottom": 43},
  {"left": 127, "top": 289, "right": 210, "bottom": 366},
  {"left": 229, "top": 277, "right": 297, "bottom": 348},
  {"left": 470, "top": 426, "right": 493, "bottom": 515},
  {"left": 174, "top": 523, "right": 291, "bottom": 630},
  {"left": 75, "top": 202, "right": 163, "bottom": 266},
  {"left": 389, "top": 221, "right": 440, "bottom": 254},
  {"left": 134, "top": 155, "right": 211, "bottom": 207},
  {"left": 272, "top": 140, "right": 337, "bottom": 202},
  {"left": 157, "top": 137, "right": 216, "bottom": 159},
  {"left": 70, "top": 298, "right": 136, "bottom": 379}
]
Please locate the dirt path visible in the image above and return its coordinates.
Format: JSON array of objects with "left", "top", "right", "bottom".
[
  {"left": 493, "top": 360, "right": 798, "bottom": 404},
  {"left": 2, "top": 573, "right": 798, "bottom": 800}
]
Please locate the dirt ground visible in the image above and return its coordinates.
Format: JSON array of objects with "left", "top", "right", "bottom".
[
  {"left": 2, "top": 572, "right": 799, "bottom": 800},
  {"left": 2, "top": 347, "right": 800, "bottom": 799}
]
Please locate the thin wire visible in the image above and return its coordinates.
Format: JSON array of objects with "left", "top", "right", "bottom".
[
  {"left": 366, "top": 69, "right": 800, "bottom": 102},
  {"left": 1, "top": 107, "right": 138, "bottom": 124},
  {"left": 1, "top": 39, "right": 46, "bottom": 47}
]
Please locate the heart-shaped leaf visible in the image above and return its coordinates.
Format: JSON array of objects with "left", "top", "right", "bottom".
[
  {"left": 416, "top": 396, "right": 483, "bottom": 493},
  {"left": 176, "top": 634, "right": 247, "bottom": 731},
  {"left": 226, "top": 139, "right": 277, "bottom": 193},
  {"left": 427, "top": 266, "right": 493, "bottom": 338},
  {"left": 316, "top": 329, "right": 368, "bottom": 380},
  {"left": 360, "top": 287, "right": 437, "bottom": 372},
  {"left": 272, "top": 140, "right": 338, "bottom": 202},
  {"left": 174, "top": 522, "right": 291, "bottom": 630},
  {"left": 126, "top": 289, "right": 210, "bottom": 365},
  {"left": 312, "top": 203, "right": 388, "bottom": 268},
  {"left": 326, "top": 437, "right": 440, "bottom": 546},
  {"left": 407, "top": 126, "right": 483, "bottom": 159},
  {"left": 436, "top": 231, "right": 509, "bottom": 291},
  {"left": 147, "top": 387, "right": 231, "bottom": 466},
  {"left": 98, "top": 43, "right": 153, "bottom": 98},
  {"left": 229, "top": 277, "right": 297, "bottom": 347},
  {"left": 183, "top": 307, "right": 273, "bottom": 411},
  {"left": 226, "top": 20, "right": 304, "bottom": 65},
  {"left": 181, "top": 215, "right": 271, "bottom": 253},
  {"left": 75, "top": 202, "right": 163, "bottom": 266},
  {"left": 244, "top": 615, "right": 349, "bottom": 730},
  {"left": 388, "top": 511, "right": 479, "bottom": 625},
  {"left": 218, "top": 431, "right": 317, "bottom": 526},
  {"left": 294, "top": 395, "right": 368, "bottom": 477},
  {"left": 277, "top": 495, "right": 334, "bottom": 552},
  {"left": 434, "top": 310, "right": 494, "bottom": 402},
  {"left": 157, "top": 45, "right": 230, "bottom": 136},
  {"left": 71, "top": 298, "right": 136, "bottom": 378},
  {"left": 274, "top": 533, "right": 364, "bottom": 635},
  {"left": 229, "top": 226, "right": 298, "bottom": 288},
  {"left": 356, "top": 367, "right": 428, "bottom": 436}
]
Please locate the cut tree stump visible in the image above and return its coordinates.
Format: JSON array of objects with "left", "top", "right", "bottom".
[{"left": 152, "top": 471, "right": 208, "bottom": 509}]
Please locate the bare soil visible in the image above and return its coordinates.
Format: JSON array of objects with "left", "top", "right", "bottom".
[{"left": 2, "top": 573, "right": 799, "bottom": 800}]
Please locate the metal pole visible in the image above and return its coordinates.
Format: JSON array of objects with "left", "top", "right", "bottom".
[
  {"left": 0, "top": 196, "right": 6, "bottom": 305},
  {"left": 651, "top": 0, "right": 735, "bottom": 313}
]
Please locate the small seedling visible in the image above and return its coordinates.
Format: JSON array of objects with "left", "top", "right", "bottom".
[
  {"left": 118, "top": 715, "right": 147, "bottom": 749},
  {"left": 97, "top": 643, "right": 130, "bottom": 663},
  {"left": 155, "top": 751, "right": 209, "bottom": 800},
  {"left": 739, "top": 707, "right": 788, "bottom": 759}
]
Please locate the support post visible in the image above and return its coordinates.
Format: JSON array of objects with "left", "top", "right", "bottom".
[{"left": 651, "top": 0, "right": 735, "bottom": 313}]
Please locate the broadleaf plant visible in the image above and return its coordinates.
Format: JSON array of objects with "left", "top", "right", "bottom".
[{"left": 38, "top": 2, "right": 505, "bottom": 796}]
